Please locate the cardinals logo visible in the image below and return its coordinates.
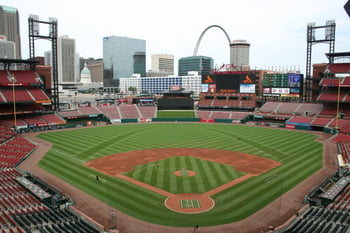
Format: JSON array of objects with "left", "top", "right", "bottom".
[
  {"left": 203, "top": 75, "right": 214, "bottom": 83},
  {"left": 243, "top": 75, "right": 253, "bottom": 84}
]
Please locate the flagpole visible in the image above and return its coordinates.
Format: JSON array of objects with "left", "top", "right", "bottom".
[
  {"left": 10, "top": 74, "right": 17, "bottom": 131},
  {"left": 335, "top": 76, "right": 341, "bottom": 131}
]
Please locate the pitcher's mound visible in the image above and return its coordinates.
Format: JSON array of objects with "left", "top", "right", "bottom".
[{"left": 173, "top": 170, "right": 196, "bottom": 177}]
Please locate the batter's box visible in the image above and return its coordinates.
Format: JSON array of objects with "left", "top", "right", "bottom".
[{"left": 180, "top": 199, "right": 200, "bottom": 208}]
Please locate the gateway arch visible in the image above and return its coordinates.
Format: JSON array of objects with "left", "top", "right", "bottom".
[{"left": 193, "top": 25, "right": 232, "bottom": 56}]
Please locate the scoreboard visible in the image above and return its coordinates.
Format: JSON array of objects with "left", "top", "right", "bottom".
[
  {"left": 201, "top": 72, "right": 256, "bottom": 93},
  {"left": 262, "top": 73, "right": 303, "bottom": 97}
]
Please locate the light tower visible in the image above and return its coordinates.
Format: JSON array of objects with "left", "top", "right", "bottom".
[
  {"left": 305, "top": 20, "right": 336, "bottom": 102},
  {"left": 28, "top": 15, "right": 59, "bottom": 110}
]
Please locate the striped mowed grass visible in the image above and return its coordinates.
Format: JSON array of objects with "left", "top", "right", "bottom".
[
  {"left": 123, "top": 156, "right": 246, "bottom": 194},
  {"left": 37, "top": 123, "right": 322, "bottom": 227}
]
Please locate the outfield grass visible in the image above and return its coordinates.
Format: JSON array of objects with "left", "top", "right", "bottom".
[
  {"left": 37, "top": 123, "right": 322, "bottom": 227},
  {"left": 157, "top": 110, "right": 195, "bottom": 118}
]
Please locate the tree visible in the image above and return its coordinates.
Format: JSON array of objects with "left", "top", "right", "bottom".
[{"left": 128, "top": 86, "right": 137, "bottom": 96}]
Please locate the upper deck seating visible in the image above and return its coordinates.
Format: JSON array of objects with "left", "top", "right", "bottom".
[{"left": 1, "top": 89, "right": 34, "bottom": 103}]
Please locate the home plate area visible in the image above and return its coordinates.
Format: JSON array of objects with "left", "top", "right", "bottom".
[{"left": 180, "top": 199, "right": 201, "bottom": 208}]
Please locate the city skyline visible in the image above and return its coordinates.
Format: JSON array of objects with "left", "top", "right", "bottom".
[{"left": 1, "top": 0, "right": 349, "bottom": 75}]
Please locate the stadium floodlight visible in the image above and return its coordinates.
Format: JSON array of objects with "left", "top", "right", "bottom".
[
  {"left": 325, "top": 20, "right": 336, "bottom": 40},
  {"left": 307, "top": 22, "right": 316, "bottom": 41},
  {"left": 49, "top": 17, "right": 57, "bottom": 22},
  {"left": 29, "top": 14, "right": 40, "bottom": 36}
]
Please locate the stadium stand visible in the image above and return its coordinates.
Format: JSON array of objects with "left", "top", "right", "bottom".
[
  {"left": 77, "top": 106, "right": 102, "bottom": 115},
  {"left": 138, "top": 106, "right": 157, "bottom": 118},
  {"left": 195, "top": 110, "right": 212, "bottom": 119},
  {"left": 95, "top": 105, "right": 121, "bottom": 120},
  {"left": 286, "top": 116, "right": 313, "bottom": 124},
  {"left": 295, "top": 103, "right": 323, "bottom": 116},
  {"left": 317, "top": 92, "right": 346, "bottom": 102},
  {"left": 1, "top": 89, "right": 34, "bottom": 103},
  {"left": 278, "top": 102, "right": 301, "bottom": 114},
  {"left": 320, "top": 78, "right": 343, "bottom": 86},
  {"left": 211, "top": 111, "right": 231, "bottom": 119},
  {"left": 259, "top": 102, "right": 282, "bottom": 113},
  {"left": 310, "top": 117, "right": 333, "bottom": 127},
  {"left": 40, "top": 114, "right": 66, "bottom": 125},
  {"left": 119, "top": 104, "right": 141, "bottom": 119},
  {"left": 0, "top": 122, "right": 102, "bottom": 233}
]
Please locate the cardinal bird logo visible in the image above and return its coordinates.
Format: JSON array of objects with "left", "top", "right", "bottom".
[
  {"left": 204, "top": 75, "right": 214, "bottom": 83},
  {"left": 243, "top": 75, "right": 253, "bottom": 84}
]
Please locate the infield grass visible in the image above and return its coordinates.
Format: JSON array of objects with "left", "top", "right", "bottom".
[{"left": 37, "top": 123, "right": 323, "bottom": 227}]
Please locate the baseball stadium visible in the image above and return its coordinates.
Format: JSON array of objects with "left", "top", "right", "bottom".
[
  {"left": 0, "top": 10, "right": 350, "bottom": 233},
  {"left": 0, "top": 57, "right": 350, "bottom": 233}
]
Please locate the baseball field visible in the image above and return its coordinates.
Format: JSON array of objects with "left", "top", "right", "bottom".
[{"left": 36, "top": 123, "right": 323, "bottom": 227}]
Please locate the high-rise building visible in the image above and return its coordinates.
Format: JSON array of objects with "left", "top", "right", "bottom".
[
  {"left": 102, "top": 36, "right": 146, "bottom": 87},
  {"left": 57, "top": 35, "right": 77, "bottom": 84},
  {"left": 44, "top": 51, "right": 52, "bottom": 66},
  {"left": 0, "top": 36, "right": 15, "bottom": 59},
  {"left": 230, "top": 40, "right": 250, "bottom": 71},
  {"left": 0, "top": 5, "right": 21, "bottom": 59},
  {"left": 178, "top": 56, "right": 213, "bottom": 76},
  {"left": 151, "top": 54, "right": 174, "bottom": 75}
]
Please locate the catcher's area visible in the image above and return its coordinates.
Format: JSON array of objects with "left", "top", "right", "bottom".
[{"left": 20, "top": 131, "right": 338, "bottom": 233}]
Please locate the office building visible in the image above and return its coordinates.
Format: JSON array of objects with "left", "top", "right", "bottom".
[
  {"left": 0, "top": 36, "right": 15, "bottom": 59},
  {"left": 44, "top": 51, "right": 52, "bottom": 66},
  {"left": 57, "top": 35, "right": 77, "bottom": 84},
  {"left": 103, "top": 36, "right": 146, "bottom": 87},
  {"left": 0, "top": 5, "right": 21, "bottom": 59},
  {"left": 119, "top": 74, "right": 202, "bottom": 96},
  {"left": 151, "top": 54, "right": 174, "bottom": 75},
  {"left": 178, "top": 56, "right": 213, "bottom": 76},
  {"left": 230, "top": 39, "right": 250, "bottom": 70}
]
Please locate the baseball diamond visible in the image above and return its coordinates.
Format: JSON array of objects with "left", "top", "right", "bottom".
[{"left": 27, "top": 122, "right": 328, "bottom": 231}]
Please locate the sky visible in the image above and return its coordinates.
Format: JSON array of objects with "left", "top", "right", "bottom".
[{"left": 2, "top": 0, "right": 350, "bottom": 74}]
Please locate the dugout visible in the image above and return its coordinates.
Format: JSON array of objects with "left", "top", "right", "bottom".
[{"left": 157, "top": 90, "right": 194, "bottom": 110}]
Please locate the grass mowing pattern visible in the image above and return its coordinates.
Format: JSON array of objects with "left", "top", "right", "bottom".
[
  {"left": 37, "top": 123, "right": 322, "bottom": 227},
  {"left": 157, "top": 110, "right": 195, "bottom": 118},
  {"left": 123, "top": 156, "right": 246, "bottom": 194}
]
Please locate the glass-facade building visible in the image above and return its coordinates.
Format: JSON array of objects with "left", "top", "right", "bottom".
[
  {"left": 119, "top": 75, "right": 202, "bottom": 96},
  {"left": 0, "top": 5, "right": 21, "bottom": 59},
  {"left": 103, "top": 36, "right": 146, "bottom": 87},
  {"left": 178, "top": 56, "right": 213, "bottom": 76}
]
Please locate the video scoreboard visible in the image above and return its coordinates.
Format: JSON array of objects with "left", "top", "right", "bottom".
[
  {"left": 262, "top": 73, "right": 303, "bottom": 97},
  {"left": 201, "top": 72, "right": 256, "bottom": 94}
]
